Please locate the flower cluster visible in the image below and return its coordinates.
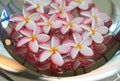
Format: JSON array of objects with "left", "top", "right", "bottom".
[{"left": 12, "top": 0, "right": 111, "bottom": 74}]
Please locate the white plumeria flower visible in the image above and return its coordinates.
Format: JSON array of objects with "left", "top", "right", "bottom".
[
  {"left": 17, "top": 27, "right": 50, "bottom": 53},
  {"left": 49, "top": 0, "right": 74, "bottom": 18},
  {"left": 69, "top": 0, "right": 93, "bottom": 10},
  {"left": 81, "top": 20, "right": 109, "bottom": 43},
  {"left": 12, "top": 8, "right": 40, "bottom": 31},
  {"left": 39, "top": 36, "right": 71, "bottom": 66},
  {"left": 60, "top": 13, "right": 83, "bottom": 34},
  {"left": 25, "top": 0, "right": 51, "bottom": 13},
  {"left": 37, "top": 14, "right": 63, "bottom": 33},
  {"left": 80, "top": 7, "right": 110, "bottom": 25},
  {"left": 70, "top": 33, "right": 93, "bottom": 59}
]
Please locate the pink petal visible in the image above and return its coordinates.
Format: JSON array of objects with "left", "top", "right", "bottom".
[
  {"left": 96, "top": 26, "right": 108, "bottom": 34},
  {"left": 96, "top": 18, "right": 104, "bottom": 26},
  {"left": 37, "top": 34, "right": 50, "bottom": 43},
  {"left": 39, "top": 43, "right": 51, "bottom": 50},
  {"left": 73, "top": 60, "right": 80, "bottom": 70},
  {"left": 25, "top": 21, "right": 36, "bottom": 30},
  {"left": 43, "top": 26, "right": 50, "bottom": 33},
  {"left": 40, "top": 14, "right": 48, "bottom": 22},
  {"left": 25, "top": 52, "right": 36, "bottom": 63},
  {"left": 58, "top": 45, "right": 71, "bottom": 54},
  {"left": 92, "top": 32, "right": 104, "bottom": 43},
  {"left": 50, "top": 3, "right": 59, "bottom": 10},
  {"left": 36, "top": 6, "right": 44, "bottom": 13},
  {"left": 51, "top": 52, "right": 64, "bottom": 66},
  {"left": 91, "top": 7, "right": 100, "bottom": 15},
  {"left": 80, "top": 11, "right": 91, "bottom": 17},
  {"left": 72, "top": 17, "right": 84, "bottom": 24},
  {"left": 82, "top": 31, "right": 91, "bottom": 39},
  {"left": 80, "top": 58, "right": 95, "bottom": 67},
  {"left": 98, "top": 13, "right": 110, "bottom": 22},
  {"left": 83, "top": 18, "right": 92, "bottom": 24},
  {"left": 63, "top": 40, "right": 75, "bottom": 46},
  {"left": 30, "top": 13, "right": 41, "bottom": 21},
  {"left": 12, "top": 15, "right": 23, "bottom": 21},
  {"left": 78, "top": 1, "right": 89, "bottom": 10},
  {"left": 80, "top": 46, "right": 93, "bottom": 56},
  {"left": 41, "top": 0, "right": 51, "bottom": 6},
  {"left": 28, "top": 40, "right": 39, "bottom": 53},
  {"left": 39, "top": 51, "right": 51, "bottom": 62},
  {"left": 37, "top": 62, "right": 50, "bottom": 70},
  {"left": 65, "top": 6, "right": 74, "bottom": 11},
  {"left": 73, "top": 33, "right": 82, "bottom": 43},
  {"left": 17, "top": 37, "right": 30, "bottom": 47},
  {"left": 69, "top": 1, "right": 78, "bottom": 8},
  {"left": 51, "top": 36, "right": 60, "bottom": 47},
  {"left": 26, "top": 5, "right": 36, "bottom": 11},
  {"left": 52, "top": 21, "right": 62, "bottom": 29},
  {"left": 60, "top": 26, "right": 70, "bottom": 34},
  {"left": 83, "top": 37, "right": 92, "bottom": 46},
  {"left": 20, "top": 28, "right": 32, "bottom": 37},
  {"left": 70, "top": 48, "right": 79, "bottom": 59},
  {"left": 93, "top": 44, "right": 107, "bottom": 53},
  {"left": 15, "top": 22, "right": 25, "bottom": 31},
  {"left": 72, "top": 24, "right": 83, "bottom": 32}
]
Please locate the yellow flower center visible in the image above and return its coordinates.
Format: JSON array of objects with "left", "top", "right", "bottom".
[
  {"left": 90, "top": 29, "right": 96, "bottom": 35},
  {"left": 46, "top": 21, "right": 53, "bottom": 27},
  {"left": 36, "top": 3, "right": 41, "bottom": 9},
  {"left": 75, "top": 43, "right": 82, "bottom": 49},
  {"left": 59, "top": 9, "right": 63, "bottom": 14},
  {"left": 93, "top": 16, "right": 98, "bottom": 21},
  {"left": 67, "top": 22, "right": 73, "bottom": 28},
  {"left": 75, "top": 0, "right": 82, "bottom": 4},
  {"left": 50, "top": 47, "right": 58, "bottom": 54},
  {"left": 30, "top": 35, "right": 38, "bottom": 41},
  {"left": 24, "top": 17, "right": 30, "bottom": 23}
]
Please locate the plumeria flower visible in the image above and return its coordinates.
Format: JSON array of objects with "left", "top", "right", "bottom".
[
  {"left": 69, "top": 33, "right": 93, "bottom": 59},
  {"left": 25, "top": 0, "right": 51, "bottom": 13},
  {"left": 49, "top": 0, "right": 74, "bottom": 18},
  {"left": 17, "top": 27, "right": 50, "bottom": 53},
  {"left": 60, "top": 13, "right": 84, "bottom": 34},
  {"left": 81, "top": 20, "right": 109, "bottom": 43},
  {"left": 39, "top": 36, "right": 71, "bottom": 66},
  {"left": 37, "top": 14, "right": 63, "bottom": 33},
  {"left": 69, "top": 0, "right": 93, "bottom": 10},
  {"left": 12, "top": 8, "right": 40, "bottom": 31},
  {"left": 80, "top": 7, "right": 110, "bottom": 25}
]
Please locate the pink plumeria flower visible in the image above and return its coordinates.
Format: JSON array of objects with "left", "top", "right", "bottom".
[
  {"left": 69, "top": 0, "right": 93, "bottom": 10},
  {"left": 49, "top": 0, "right": 74, "bottom": 18},
  {"left": 80, "top": 7, "right": 110, "bottom": 25},
  {"left": 37, "top": 14, "right": 63, "bottom": 33},
  {"left": 17, "top": 27, "right": 50, "bottom": 53},
  {"left": 12, "top": 8, "right": 40, "bottom": 31},
  {"left": 82, "top": 20, "right": 109, "bottom": 43},
  {"left": 70, "top": 33, "right": 93, "bottom": 59},
  {"left": 25, "top": 0, "right": 51, "bottom": 13},
  {"left": 60, "top": 13, "right": 83, "bottom": 34},
  {"left": 39, "top": 36, "right": 71, "bottom": 66}
]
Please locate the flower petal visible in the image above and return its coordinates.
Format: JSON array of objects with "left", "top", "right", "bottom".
[
  {"left": 30, "top": 13, "right": 41, "bottom": 21},
  {"left": 28, "top": 40, "right": 39, "bottom": 53},
  {"left": 96, "top": 26, "right": 108, "bottom": 34},
  {"left": 15, "top": 22, "right": 25, "bottom": 31},
  {"left": 39, "top": 51, "right": 51, "bottom": 62},
  {"left": 41, "top": 0, "right": 51, "bottom": 6},
  {"left": 70, "top": 48, "right": 79, "bottom": 59},
  {"left": 93, "top": 44, "right": 107, "bottom": 53},
  {"left": 78, "top": 1, "right": 89, "bottom": 10},
  {"left": 20, "top": 28, "right": 32, "bottom": 37},
  {"left": 73, "top": 33, "right": 82, "bottom": 43},
  {"left": 12, "top": 15, "right": 23, "bottom": 21},
  {"left": 80, "top": 46, "right": 93, "bottom": 56},
  {"left": 51, "top": 52, "right": 64, "bottom": 66},
  {"left": 80, "top": 11, "right": 91, "bottom": 17},
  {"left": 17, "top": 37, "right": 30, "bottom": 47},
  {"left": 43, "top": 26, "right": 50, "bottom": 33},
  {"left": 82, "top": 37, "right": 92, "bottom": 46},
  {"left": 72, "top": 24, "right": 83, "bottom": 32},
  {"left": 60, "top": 26, "right": 70, "bottom": 34},
  {"left": 92, "top": 32, "right": 104, "bottom": 43},
  {"left": 36, "top": 6, "right": 44, "bottom": 13},
  {"left": 52, "top": 21, "right": 62, "bottom": 29},
  {"left": 58, "top": 45, "right": 71, "bottom": 54},
  {"left": 73, "top": 60, "right": 80, "bottom": 70},
  {"left": 39, "top": 43, "right": 51, "bottom": 50},
  {"left": 51, "top": 36, "right": 60, "bottom": 47},
  {"left": 26, "top": 5, "right": 36, "bottom": 11},
  {"left": 69, "top": 1, "right": 78, "bottom": 8},
  {"left": 72, "top": 17, "right": 84, "bottom": 24},
  {"left": 25, "top": 21, "right": 36, "bottom": 30},
  {"left": 37, "top": 34, "right": 50, "bottom": 43}
]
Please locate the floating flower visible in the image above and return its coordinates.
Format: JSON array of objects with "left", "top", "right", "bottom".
[
  {"left": 17, "top": 27, "right": 50, "bottom": 53},
  {"left": 37, "top": 14, "right": 63, "bottom": 33},
  {"left": 39, "top": 36, "right": 71, "bottom": 66},
  {"left": 80, "top": 7, "right": 110, "bottom": 25},
  {"left": 25, "top": 0, "right": 51, "bottom": 13},
  {"left": 12, "top": 8, "right": 40, "bottom": 31},
  {"left": 69, "top": 0, "right": 93, "bottom": 10},
  {"left": 70, "top": 33, "right": 93, "bottom": 59},
  {"left": 60, "top": 13, "right": 84, "bottom": 34},
  {"left": 81, "top": 20, "right": 109, "bottom": 43},
  {"left": 49, "top": 0, "right": 74, "bottom": 18}
]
